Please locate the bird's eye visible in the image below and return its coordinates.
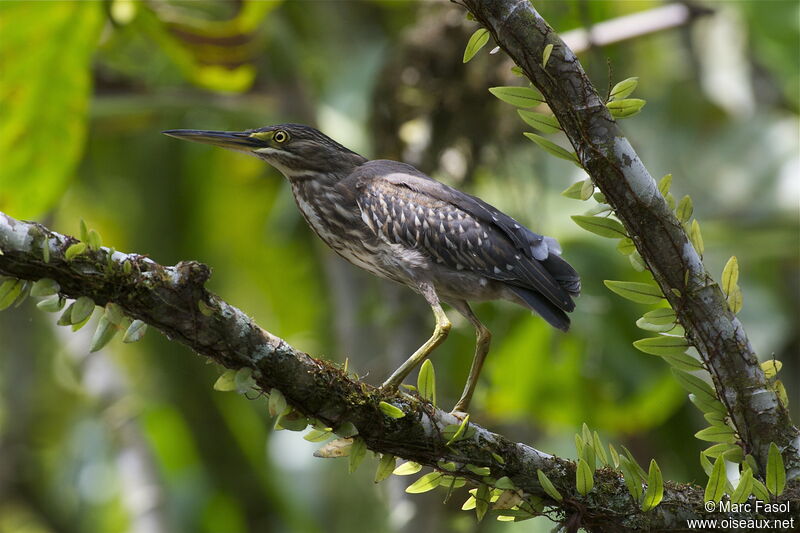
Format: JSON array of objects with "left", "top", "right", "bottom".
[{"left": 273, "top": 130, "right": 289, "bottom": 143}]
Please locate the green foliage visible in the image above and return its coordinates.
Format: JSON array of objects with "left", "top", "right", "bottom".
[
  {"left": 704, "top": 456, "right": 726, "bottom": 503},
  {"left": 609, "top": 77, "right": 639, "bottom": 101},
  {"left": 575, "top": 458, "right": 593, "bottom": 495},
  {"left": 603, "top": 280, "right": 663, "bottom": 304},
  {"left": 374, "top": 454, "right": 395, "bottom": 483},
  {"left": 417, "top": 359, "right": 436, "bottom": 404},
  {"left": 640, "top": 460, "right": 663, "bottom": 511},
  {"left": 571, "top": 215, "right": 627, "bottom": 238},
  {"left": 65, "top": 242, "right": 87, "bottom": 261},
  {"left": 89, "top": 316, "right": 117, "bottom": 352},
  {"left": 518, "top": 110, "right": 561, "bottom": 133},
  {"left": 393, "top": 461, "right": 422, "bottom": 476},
  {"left": 444, "top": 414, "right": 471, "bottom": 445},
  {"left": 731, "top": 467, "right": 753, "bottom": 504},
  {"left": 463, "top": 28, "right": 490, "bottom": 63},
  {"left": 766, "top": 442, "right": 786, "bottom": 496},
  {"left": 536, "top": 469, "right": 562, "bottom": 501},
  {"left": 378, "top": 401, "right": 405, "bottom": 419},
  {"left": 607, "top": 98, "right": 646, "bottom": 118},
  {"left": 348, "top": 437, "right": 366, "bottom": 473},
  {"left": 488, "top": 86, "right": 543, "bottom": 107},
  {"left": 541, "top": 43, "right": 553, "bottom": 68},
  {"left": 0, "top": 2, "right": 103, "bottom": 218},
  {"left": 122, "top": 319, "right": 147, "bottom": 343},
  {"left": 523, "top": 133, "right": 579, "bottom": 164},
  {"left": 405, "top": 471, "right": 442, "bottom": 493},
  {"left": 214, "top": 370, "right": 237, "bottom": 392}
]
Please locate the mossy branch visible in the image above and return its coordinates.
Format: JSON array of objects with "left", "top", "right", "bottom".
[
  {"left": 459, "top": 0, "right": 798, "bottom": 479},
  {"left": 2, "top": 212, "right": 798, "bottom": 531}
]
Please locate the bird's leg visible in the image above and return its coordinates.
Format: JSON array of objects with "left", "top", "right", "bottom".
[
  {"left": 450, "top": 301, "right": 492, "bottom": 414},
  {"left": 381, "top": 283, "right": 451, "bottom": 390}
]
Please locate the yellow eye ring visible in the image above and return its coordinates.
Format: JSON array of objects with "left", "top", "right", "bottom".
[{"left": 273, "top": 130, "right": 289, "bottom": 143}]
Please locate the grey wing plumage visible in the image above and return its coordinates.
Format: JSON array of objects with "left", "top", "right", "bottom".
[{"left": 340, "top": 160, "right": 580, "bottom": 326}]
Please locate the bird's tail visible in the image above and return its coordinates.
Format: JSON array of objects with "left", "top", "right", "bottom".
[
  {"left": 541, "top": 254, "right": 581, "bottom": 297},
  {"left": 507, "top": 286, "right": 571, "bottom": 332}
]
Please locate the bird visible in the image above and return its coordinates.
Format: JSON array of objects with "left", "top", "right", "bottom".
[{"left": 163, "top": 124, "right": 580, "bottom": 413}]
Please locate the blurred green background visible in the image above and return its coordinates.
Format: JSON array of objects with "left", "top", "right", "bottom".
[{"left": 0, "top": 1, "right": 797, "bottom": 532}]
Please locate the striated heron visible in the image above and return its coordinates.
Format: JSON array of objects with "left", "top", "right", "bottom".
[{"left": 163, "top": 124, "right": 580, "bottom": 413}]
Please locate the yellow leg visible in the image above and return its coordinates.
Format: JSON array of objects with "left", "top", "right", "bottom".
[
  {"left": 382, "top": 284, "right": 451, "bottom": 389},
  {"left": 451, "top": 301, "right": 492, "bottom": 414}
]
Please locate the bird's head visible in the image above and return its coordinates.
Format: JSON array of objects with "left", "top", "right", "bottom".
[{"left": 163, "top": 124, "right": 366, "bottom": 179}]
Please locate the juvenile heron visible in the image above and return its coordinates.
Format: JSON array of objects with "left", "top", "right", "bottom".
[{"left": 164, "top": 124, "right": 580, "bottom": 413}]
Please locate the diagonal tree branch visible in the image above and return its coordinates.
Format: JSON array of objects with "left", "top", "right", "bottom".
[
  {"left": 3, "top": 212, "right": 798, "bottom": 531},
  {"left": 459, "top": 0, "right": 798, "bottom": 479}
]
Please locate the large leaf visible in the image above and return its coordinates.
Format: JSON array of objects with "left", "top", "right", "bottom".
[
  {"left": 463, "top": 28, "right": 490, "bottom": 63},
  {"left": 0, "top": 2, "right": 103, "bottom": 217},
  {"left": 572, "top": 216, "right": 627, "bottom": 239},
  {"left": 489, "top": 86, "right": 543, "bottom": 107},
  {"left": 766, "top": 442, "right": 786, "bottom": 496},
  {"left": 640, "top": 460, "right": 663, "bottom": 511}
]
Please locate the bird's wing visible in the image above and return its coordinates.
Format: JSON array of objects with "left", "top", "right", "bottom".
[{"left": 340, "top": 161, "right": 577, "bottom": 311}]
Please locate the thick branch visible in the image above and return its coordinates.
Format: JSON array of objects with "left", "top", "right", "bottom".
[
  {"left": 460, "top": 0, "right": 799, "bottom": 479},
  {"left": 3, "top": 212, "right": 797, "bottom": 531}
]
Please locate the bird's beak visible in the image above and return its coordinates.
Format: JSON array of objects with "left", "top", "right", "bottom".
[{"left": 162, "top": 129, "right": 264, "bottom": 152}]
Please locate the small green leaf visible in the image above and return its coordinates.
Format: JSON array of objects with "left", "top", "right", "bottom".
[
  {"left": 633, "top": 335, "right": 689, "bottom": 356},
  {"left": 517, "top": 109, "right": 561, "bottom": 133},
  {"left": 730, "top": 467, "right": 753, "bottom": 504},
  {"left": 348, "top": 437, "right": 367, "bottom": 473},
  {"left": 393, "top": 461, "right": 422, "bottom": 476},
  {"left": 593, "top": 432, "right": 609, "bottom": 466},
  {"left": 704, "top": 456, "right": 726, "bottom": 503},
  {"left": 635, "top": 316, "right": 676, "bottom": 333},
  {"left": 695, "top": 425, "right": 736, "bottom": 443},
  {"left": 619, "top": 457, "right": 642, "bottom": 501},
  {"left": 417, "top": 359, "right": 436, "bottom": 404},
  {"left": 463, "top": 28, "right": 490, "bottom": 63},
  {"left": 561, "top": 180, "right": 590, "bottom": 200},
  {"left": 604, "top": 280, "right": 663, "bottom": 304},
  {"left": 510, "top": 65, "right": 524, "bottom": 77},
  {"left": 642, "top": 308, "right": 676, "bottom": 325},
  {"left": 581, "top": 439, "right": 596, "bottom": 471},
  {"left": 0, "top": 279, "right": 24, "bottom": 311},
  {"left": 37, "top": 294, "right": 64, "bottom": 312},
  {"left": 536, "top": 469, "right": 562, "bottom": 501},
  {"left": 42, "top": 237, "right": 50, "bottom": 263},
  {"left": 445, "top": 414, "right": 470, "bottom": 446},
  {"left": 574, "top": 434, "right": 584, "bottom": 456},
  {"left": 213, "top": 370, "right": 237, "bottom": 391},
  {"left": 609, "top": 443, "right": 620, "bottom": 468},
  {"left": 751, "top": 478, "right": 770, "bottom": 502},
  {"left": 541, "top": 43, "right": 553, "bottom": 67},
  {"left": 461, "top": 494, "right": 477, "bottom": 510},
  {"left": 766, "top": 442, "right": 786, "bottom": 496},
  {"left": 665, "top": 192, "right": 676, "bottom": 210},
  {"left": 79, "top": 219, "right": 89, "bottom": 242},
  {"left": 689, "top": 393, "right": 727, "bottom": 418},
  {"left": 727, "top": 285, "right": 743, "bottom": 314},
  {"left": 676, "top": 195, "right": 693, "bottom": 224},
  {"left": 334, "top": 421, "right": 358, "bottom": 438},
  {"left": 672, "top": 369, "right": 717, "bottom": 404},
  {"left": 405, "top": 472, "right": 442, "bottom": 493},
  {"left": 104, "top": 302, "right": 124, "bottom": 325},
  {"left": 122, "top": 319, "right": 147, "bottom": 343},
  {"left": 607, "top": 98, "right": 646, "bottom": 118},
  {"left": 721, "top": 256, "right": 739, "bottom": 296},
  {"left": 491, "top": 452, "right": 505, "bottom": 465},
  {"left": 494, "top": 476, "right": 515, "bottom": 490},
  {"left": 524, "top": 132, "right": 579, "bottom": 164},
  {"left": 303, "top": 428, "right": 334, "bottom": 442},
  {"left": 617, "top": 238, "right": 636, "bottom": 255},
  {"left": 489, "top": 86, "right": 543, "bottom": 107},
  {"left": 378, "top": 401, "right": 405, "bottom": 419},
  {"left": 31, "top": 278, "right": 59, "bottom": 297},
  {"left": 87, "top": 229, "right": 102, "bottom": 251},
  {"left": 57, "top": 302, "right": 75, "bottom": 325},
  {"left": 690, "top": 219, "right": 704, "bottom": 256},
  {"left": 576, "top": 458, "right": 593, "bottom": 496},
  {"left": 609, "top": 77, "right": 639, "bottom": 101},
  {"left": 65, "top": 242, "right": 87, "bottom": 261},
  {"left": 475, "top": 483, "right": 489, "bottom": 521},
  {"left": 579, "top": 179, "right": 595, "bottom": 201},
  {"left": 375, "top": 453, "right": 396, "bottom": 483},
  {"left": 761, "top": 360, "right": 782, "bottom": 379},
  {"left": 197, "top": 300, "right": 214, "bottom": 316},
  {"left": 640, "top": 460, "right": 663, "bottom": 511},
  {"left": 89, "top": 316, "right": 118, "bottom": 352},
  {"left": 268, "top": 388, "right": 288, "bottom": 417},
  {"left": 572, "top": 216, "right": 627, "bottom": 239},
  {"left": 466, "top": 464, "right": 491, "bottom": 476},
  {"left": 723, "top": 445, "right": 744, "bottom": 464},
  {"left": 658, "top": 174, "right": 672, "bottom": 196},
  {"left": 702, "top": 443, "right": 738, "bottom": 459},
  {"left": 656, "top": 350, "right": 705, "bottom": 372},
  {"left": 234, "top": 367, "right": 254, "bottom": 394},
  {"left": 71, "top": 296, "right": 95, "bottom": 324}
]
